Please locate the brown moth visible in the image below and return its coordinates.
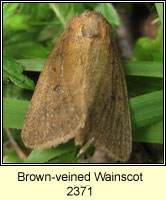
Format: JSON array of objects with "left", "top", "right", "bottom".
[{"left": 22, "top": 10, "right": 132, "bottom": 162}]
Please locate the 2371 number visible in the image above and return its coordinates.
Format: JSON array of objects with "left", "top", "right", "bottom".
[{"left": 67, "top": 185, "right": 92, "bottom": 196}]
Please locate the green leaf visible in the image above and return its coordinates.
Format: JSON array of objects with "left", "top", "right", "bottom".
[
  {"left": 3, "top": 14, "right": 29, "bottom": 30},
  {"left": 3, "top": 83, "right": 32, "bottom": 101},
  {"left": 3, "top": 3, "right": 29, "bottom": 31},
  {"left": 155, "top": 3, "right": 163, "bottom": 26},
  {"left": 126, "top": 76, "right": 163, "bottom": 97},
  {"left": 123, "top": 61, "right": 163, "bottom": 78},
  {"left": 132, "top": 27, "right": 163, "bottom": 61},
  {"left": 3, "top": 71, "right": 8, "bottom": 82},
  {"left": 17, "top": 59, "right": 46, "bottom": 72},
  {"left": 3, "top": 98, "right": 29, "bottom": 129},
  {"left": 24, "top": 141, "right": 77, "bottom": 163},
  {"left": 130, "top": 90, "right": 163, "bottom": 130},
  {"left": 72, "top": 3, "right": 87, "bottom": 15},
  {"left": 133, "top": 120, "right": 163, "bottom": 144},
  {"left": 95, "top": 3, "right": 120, "bottom": 27},
  {"left": 4, "top": 42, "right": 48, "bottom": 59},
  {"left": 20, "top": 3, "right": 53, "bottom": 22},
  {"left": 83, "top": 3, "right": 98, "bottom": 9},
  {"left": 49, "top": 3, "right": 71, "bottom": 27},
  {"left": 3, "top": 55, "right": 35, "bottom": 90},
  {"left": 37, "top": 24, "right": 64, "bottom": 45},
  {"left": 132, "top": 37, "right": 155, "bottom": 61},
  {"left": 3, "top": 3, "right": 20, "bottom": 20},
  {"left": 3, "top": 29, "right": 37, "bottom": 46},
  {"left": 48, "top": 148, "right": 78, "bottom": 163}
]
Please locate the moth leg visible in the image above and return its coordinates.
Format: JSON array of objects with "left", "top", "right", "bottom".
[{"left": 75, "top": 137, "right": 94, "bottom": 162}]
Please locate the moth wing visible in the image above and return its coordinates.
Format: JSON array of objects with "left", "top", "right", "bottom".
[
  {"left": 22, "top": 33, "right": 86, "bottom": 149},
  {"left": 88, "top": 42, "right": 132, "bottom": 162}
]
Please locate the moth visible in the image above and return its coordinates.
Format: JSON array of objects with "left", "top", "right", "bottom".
[{"left": 22, "top": 10, "right": 132, "bottom": 162}]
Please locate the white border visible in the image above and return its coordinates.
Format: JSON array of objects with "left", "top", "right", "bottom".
[{"left": 1, "top": 1, "right": 165, "bottom": 166}]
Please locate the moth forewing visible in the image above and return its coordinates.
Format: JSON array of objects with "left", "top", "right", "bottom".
[{"left": 21, "top": 10, "right": 132, "bottom": 162}]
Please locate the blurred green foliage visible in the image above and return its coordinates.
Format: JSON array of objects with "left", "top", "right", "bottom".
[{"left": 3, "top": 3, "right": 163, "bottom": 163}]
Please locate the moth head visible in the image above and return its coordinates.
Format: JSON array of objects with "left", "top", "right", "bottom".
[{"left": 66, "top": 10, "right": 112, "bottom": 42}]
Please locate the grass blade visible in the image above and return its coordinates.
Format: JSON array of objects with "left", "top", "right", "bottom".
[{"left": 3, "top": 90, "right": 163, "bottom": 144}]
